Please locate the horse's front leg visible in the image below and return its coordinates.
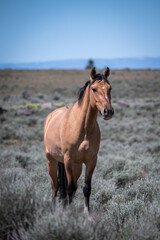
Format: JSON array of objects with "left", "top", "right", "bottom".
[
  {"left": 83, "top": 157, "right": 97, "bottom": 212},
  {"left": 64, "top": 157, "right": 82, "bottom": 204}
]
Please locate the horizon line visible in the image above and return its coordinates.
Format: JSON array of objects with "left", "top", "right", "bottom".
[{"left": 0, "top": 56, "right": 160, "bottom": 65}]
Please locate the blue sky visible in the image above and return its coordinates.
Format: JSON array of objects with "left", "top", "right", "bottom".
[{"left": 0, "top": 0, "right": 160, "bottom": 63}]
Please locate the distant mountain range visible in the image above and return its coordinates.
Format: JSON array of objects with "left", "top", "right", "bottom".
[{"left": 0, "top": 57, "right": 160, "bottom": 70}]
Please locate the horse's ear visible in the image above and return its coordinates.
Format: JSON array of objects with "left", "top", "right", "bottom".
[
  {"left": 104, "top": 67, "right": 110, "bottom": 78},
  {"left": 90, "top": 67, "right": 96, "bottom": 80}
]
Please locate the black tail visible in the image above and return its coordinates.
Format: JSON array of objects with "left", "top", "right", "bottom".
[{"left": 58, "top": 162, "right": 68, "bottom": 200}]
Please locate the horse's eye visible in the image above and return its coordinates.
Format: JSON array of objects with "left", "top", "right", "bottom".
[{"left": 92, "top": 88, "right": 97, "bottom": 93}]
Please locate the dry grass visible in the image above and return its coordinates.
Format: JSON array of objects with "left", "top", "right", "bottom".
[
  {"left": 0, "top": 69, "right": 160, "bottom": 240},
  {"left": 0, "top": 69, "right": 160, "bottom": 97}
]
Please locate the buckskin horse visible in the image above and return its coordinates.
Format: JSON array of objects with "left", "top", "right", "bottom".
[{"left": 44, "top": 67, "right": 114, "bottom": 212}]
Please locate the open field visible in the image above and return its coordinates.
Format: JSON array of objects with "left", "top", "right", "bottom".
[{"left": 0, "top": 69, "right": 160, "bottom": 240}]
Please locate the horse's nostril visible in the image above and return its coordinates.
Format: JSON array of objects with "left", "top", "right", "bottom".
[
  {"left": 104, "top": 109, "right": 108, "bottom": 116},
  {"left": 111, "top": 108, "right": 114, "bottom": 116},
  {"left": 104, "top": 108, "right": 114, "bottom": 118}
]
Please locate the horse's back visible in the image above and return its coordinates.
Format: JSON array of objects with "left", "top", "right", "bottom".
[{"left": 44, "top": 107, "right": 66, "bottom": 134}]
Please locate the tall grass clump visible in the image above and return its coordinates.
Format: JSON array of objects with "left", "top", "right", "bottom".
[
  {"left": 27, "top": 208, "right": 94, "bottom": 240},
  {"left": 0, "top": 168, "right": 39, "bottom": 240}
]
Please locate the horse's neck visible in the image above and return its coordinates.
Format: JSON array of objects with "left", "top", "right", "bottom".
[{"left": 77, "top": 85, "right": 98, "bottom": 137}]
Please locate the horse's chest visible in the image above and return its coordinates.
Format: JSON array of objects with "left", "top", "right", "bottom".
[
  {"left": 78, "top": 140, "right": 90, "bottom": 153},
  {"left": 70, "top": 139, "right": 98, "bottom": 163}
]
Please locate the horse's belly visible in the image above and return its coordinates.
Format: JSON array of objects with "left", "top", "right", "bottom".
[{"left": 45, "top": 141, "right": 64, "bottom": 162}]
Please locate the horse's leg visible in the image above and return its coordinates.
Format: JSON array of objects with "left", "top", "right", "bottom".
[
  {"left": 83, "top": 157, "right": 97, "bottom": 212},
  {"left": 58, "top": 162, "right": 68, "bottom": 207},
  {"left": 64, "top": 159, "right": 76, "bottom": 204},
  {"left": 71, "top": 163, "right": 82, "bottom": 202},
  {"left": 64, "top": 158, "right": 82, "bottom": 204},
  {"left": 72, "top": 163, "right": 82, "bottom": 189},
  {"left": 46, "top": 155, "right": 58, "bottom": 211}
]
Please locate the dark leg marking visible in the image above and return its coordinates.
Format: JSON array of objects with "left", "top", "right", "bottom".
[
  {"left": 83, "top": 182, "right": 91, "bottom": 211},
  {"left": 67, "top": 179, "right": 77, "bottom": 204}
]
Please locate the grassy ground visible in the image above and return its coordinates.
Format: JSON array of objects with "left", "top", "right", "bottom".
[{"left": 0, "top": 69, "right": 160, "bottom": 240}]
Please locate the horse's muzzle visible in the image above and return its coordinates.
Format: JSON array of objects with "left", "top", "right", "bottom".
[{"left": 103, "top": 108, "right": 114, "bottom": 120}]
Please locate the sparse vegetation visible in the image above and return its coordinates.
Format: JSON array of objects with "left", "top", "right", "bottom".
[{"left": 0, "top": 69, "right": 160, "bottom": 239}]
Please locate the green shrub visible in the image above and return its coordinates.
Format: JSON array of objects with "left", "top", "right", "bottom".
[
  {"left": 26, "top": 103, "right": 41, "bottom": 109},
  {"left": 54, "top": 102, "right": 65, "bottom": 108},
  {"left": 125, "top": 178, "right": 159, "bottom": 202}
]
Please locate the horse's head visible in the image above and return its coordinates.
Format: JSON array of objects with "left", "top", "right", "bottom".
[{"left": 90, "top": 67, "right": 114, "bottom": 120}]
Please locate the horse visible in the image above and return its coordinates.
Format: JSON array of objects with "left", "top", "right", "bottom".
[{"left": 44, "top": 67, "right": 114, "bottom": 212}]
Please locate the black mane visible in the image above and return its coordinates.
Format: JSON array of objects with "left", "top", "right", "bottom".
[
  {"left": 78, "top": 80, "right": 90, "bottom": 101},
  {"left": 78, "top": 73, "right": 106, "bottom": 101}
]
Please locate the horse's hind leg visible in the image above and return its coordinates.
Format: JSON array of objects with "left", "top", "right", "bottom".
[
  {"left": 46, "top": 154, "right": 58, "bottom": 211},
  {"left": 58, "top": 162, "right": 68, "bottom": 207}
]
